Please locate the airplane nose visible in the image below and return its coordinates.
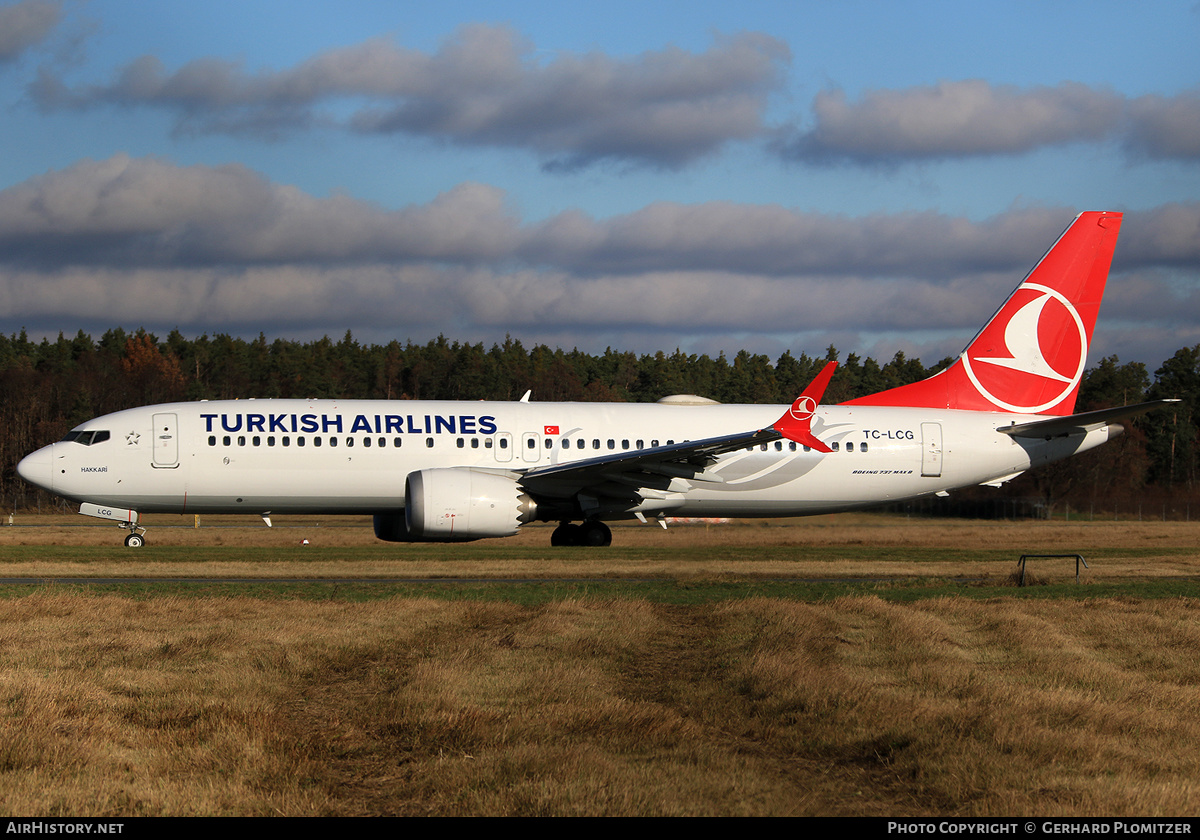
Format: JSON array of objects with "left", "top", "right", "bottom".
[{"left": 16, "top": 446, "right": 54, "bottom": 493}]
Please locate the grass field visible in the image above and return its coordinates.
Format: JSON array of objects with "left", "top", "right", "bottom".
[{"left": 1, "top": 513, "right": 1198, "bottom": 816}]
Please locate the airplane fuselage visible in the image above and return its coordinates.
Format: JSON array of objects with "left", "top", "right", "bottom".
[{"left": 18, "top": 398, "right": 1115, "bottom": 520}]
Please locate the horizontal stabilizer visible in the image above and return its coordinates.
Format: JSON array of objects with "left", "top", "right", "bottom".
[{"left": 999, "top": 400, "right": 1178, "bottom": 438}]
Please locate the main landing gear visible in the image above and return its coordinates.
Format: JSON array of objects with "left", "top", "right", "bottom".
[{"left": 550, "top": 520, "right": 612, "bottom": 547}]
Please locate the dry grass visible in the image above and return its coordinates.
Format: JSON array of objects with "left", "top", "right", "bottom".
[
  {"left": 2, "top": 512, "right": 1198, "bottom": 581},
  {"left": 2, "top": 513, "right": 1200, "bottom": 815},
  {"left": 2, "top": 591, "right": 1200, "bottom": 815}
]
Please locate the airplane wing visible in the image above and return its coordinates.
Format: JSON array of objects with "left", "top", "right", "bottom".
[
  {"left": 998, "top": 399, "right": 1179, "bottom": 439},
  {"left": 518, "top": 363, "right": 837, "bottom": 513}
]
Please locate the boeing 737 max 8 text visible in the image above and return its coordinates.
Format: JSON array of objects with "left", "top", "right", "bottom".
[{"left": 16, "top": 211, "right": 1172, "bottom": 547}]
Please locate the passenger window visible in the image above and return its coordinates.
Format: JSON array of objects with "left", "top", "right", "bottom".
[
  {"left": 208, "top": 436, "right": 216, "bottom": 446},
  {"left": 622, "top": 440, "right": 629, "bottom": 450},
  {"left": 283, "top": 437, "right": 290, "bottom": 447},
  {"left": 456, "top": 438, "right": 464, "bottom": 449},
  {"left": 238, "top": 436, "right": 246, "bottom": 446},
  {"left": 471, "top": 438, "right": 479, "bottom": 449},
  {"left": 861, "top": 442, "right": 868, "bottom": 453},
  {"left": 267, "top": 436, "right": 275, "bottom": 447},
  {"left": 425, "top": 437, "right": 434, "bottom": 448},
  {"left": 346, "top": 437, "right": 354, "bottom": 447},
  {"left": 846, "top": 442, "right": 854, "bottom": 452},
  {"left": 314, "top": 437, "right": 322, "bottom": 447},
  {"left": 298, "top": 437, "right": 306, "bottom": 447},
  {"left": 484, "top": 438, "right": 492, "bottom": 449},
  {"left": 593, "top": 439, "right": 600, "bottom": 449},
  {"left": 330, "top": 437, "right": 338, "bottom": 447},
  {"left": 364, "top": 437, "right": 372, "bottom": 447},
  {"left": 223, "top": 436, "right": 231, "bottom": 446},
  {"left": 831, "top": 442, "right": 839, "bottom": 451},
  {"left": 393, "top": 438, "right": 403, "bottom": 448},
  {"left": 499, "top": 438, "right": 508, "bottom": 449}
]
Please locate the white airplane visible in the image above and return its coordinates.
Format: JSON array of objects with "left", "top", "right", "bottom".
[{"left": 17, "top": 211, "right": 1171, "bottom": 547}]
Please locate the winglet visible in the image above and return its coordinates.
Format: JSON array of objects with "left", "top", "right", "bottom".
[{"left": 773, "top": 361, "right": 837, "bottom": 453}]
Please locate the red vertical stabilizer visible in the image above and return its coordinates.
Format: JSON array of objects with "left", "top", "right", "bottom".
[{"left": 844, "top": 211, "right": 1122, "bottom": 416}]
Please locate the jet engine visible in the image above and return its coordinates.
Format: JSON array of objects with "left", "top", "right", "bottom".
[{"left": 402, "top": 468, "right": 538, "bottom": 541}]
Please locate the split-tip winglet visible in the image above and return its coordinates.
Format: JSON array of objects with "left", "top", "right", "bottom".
[{"left": 772, "top": 361, "right": 838, "bottom": 453}]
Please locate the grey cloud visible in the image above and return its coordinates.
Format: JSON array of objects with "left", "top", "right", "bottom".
[
  {"left": 1125, "top": 91, "right": 1200, "bottom": 161},
  {"left": 0, "top": 154, "right": 520, "bottom": 266},
  {"left": 1096, "top": 269, "right": 1200, "bottom": 327},
  {"left": 32, "top": 25, "right": 789, "bottom": 168},
  {"left": 349, "top": 27, "right": 788, "bottom": 170},
  {"left": 775, "top": 80, "right": 1200, "bottom": 166},
  {"left": 1, "top": 156, "right": 1196, "bottom": 366},
  {"left": 4, "top": 156, "right": 1197, "bottom": 281},
  {"left": 777, "top": 80, "right": 1125, "bottom": 164},
  {"left": 526, "top": 202, "right": 1075, "bottom": 278},
  {"left": 0, "top": 0, "right": 60, "bottom": 62},
  {"left": 1114, "top": 203, "right": 1200, "bottom": 267}
]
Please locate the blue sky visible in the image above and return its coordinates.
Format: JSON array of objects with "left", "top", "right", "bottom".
[{"left": 1, "top": 0, "right": 1197, "bottom": 372}]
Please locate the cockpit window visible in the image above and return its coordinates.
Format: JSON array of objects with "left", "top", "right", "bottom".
[{"left": 62, "top": 430, "right": 110, "bottom": 445}]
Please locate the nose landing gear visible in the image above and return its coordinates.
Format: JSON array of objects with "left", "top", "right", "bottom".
[{"left": 79, "top": 503, "right": 147, "bottom": 547}]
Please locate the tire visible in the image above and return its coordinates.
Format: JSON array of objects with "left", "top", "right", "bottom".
[
  {"left": 551, "top": 523, "right": 583, "bottom": 546},
  {"left": 581, "top": 521, "right": 612, "bottom": 547},
  {"left": 124, "top": 533, "right": 145, "bottom": 548}
]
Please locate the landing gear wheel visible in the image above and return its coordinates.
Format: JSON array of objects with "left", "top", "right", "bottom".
[
  {"left": 551, "top": 522, "right": 584, "bottom": 546},
  {"left": 581, "top": 520, "right": 612, "bottom": 547},
  {"left": 124, "top": 533, "right": 145, "bottom": 548}
]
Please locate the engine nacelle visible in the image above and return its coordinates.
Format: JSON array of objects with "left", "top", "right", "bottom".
[{"left": 404, "top": 468, "right": 537, "bottom": 541}]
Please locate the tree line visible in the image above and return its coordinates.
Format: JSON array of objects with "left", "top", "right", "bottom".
[{"left": 1, "top": 328, "right": 1195, "bottom": 515}]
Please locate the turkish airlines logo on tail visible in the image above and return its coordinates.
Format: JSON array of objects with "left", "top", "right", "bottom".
[
  {"left": 789, "top": 396, "right": 817, "bottom": 421},
  {"left": 961, "top": 283, "right": 1088, "bottom": 413}
]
